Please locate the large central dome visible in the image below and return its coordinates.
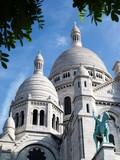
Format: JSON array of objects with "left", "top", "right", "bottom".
[
  {"left": 50, "top": 46, "right": 108, "bottom": 76},
  {"left": 49, "top": 22, "right": 111, "bottom": 82}
]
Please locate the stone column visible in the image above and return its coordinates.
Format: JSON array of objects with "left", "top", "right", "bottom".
[{"left": 92, "top": 143, "right": 116, "bottom": 160}]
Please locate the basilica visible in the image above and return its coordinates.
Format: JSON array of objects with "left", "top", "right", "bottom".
[{"left": 0, "top": 23, "right": 120, "bottom": 160}]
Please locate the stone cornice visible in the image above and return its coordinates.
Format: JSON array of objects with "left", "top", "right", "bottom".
[
  {"left": 95, "top": 100, "right": 120, "bottom": 107},
  {"left": 11, "top": 99, "right": 63, "bottom": 112}
]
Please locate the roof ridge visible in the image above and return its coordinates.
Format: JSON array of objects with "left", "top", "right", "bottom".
[{"left": 93, "top": 79, "right": 115, "bottom": 92}]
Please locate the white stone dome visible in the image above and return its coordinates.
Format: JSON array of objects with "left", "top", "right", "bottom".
[
  {"left": 50, "top": 46, "right": 109, "bottom": 76},
  {"left": 15, "top": 52, "right": 58, "bottom": 104},
  {"left": 50, "top": 23, "right": 110, "bottom": 79},
  {"left": 3, "top": 116, "right": 15, "bottom": 130},
  {"left": 15, "top": 74, "right": 58, "bottom": 103}
]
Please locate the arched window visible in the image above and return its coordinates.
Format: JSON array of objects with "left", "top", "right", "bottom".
[
  {"left": 56, "top": 117, "right": 59, "bottom": 132},
  {"left": 15, "top": 113, "right": 19, "bottom": 128},
  {"left": 86, "top": 104, "right": 90, "bottom": 113},
  {"left": 109, "top": 134, "right": 115, "bottom": 145},
  {"left": 40, "top": 110, "right": 44, "bottom": 126},
  {"left": 20, "top": 111, "right": 24, "bottom": 126},
  {"left": 33, "top": 109, "right": 38, "bottom": 125},
  {"left": 64, "top": 97, "right": 71, "bottom": 115},
  {"left": 52, "top": 114, "right": 55, "bottom": 129},
  {"left": 68, "top": 72, "right": 70, "bottom": 77},
  {"left": 74, "top": 71, "right": 76, "bottom": 76}
]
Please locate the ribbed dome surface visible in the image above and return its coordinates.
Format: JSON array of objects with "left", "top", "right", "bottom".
[
  {"left": 15, "top": 74, "right": 58, "bottom": 103},
  {"left": 50, "top": 46, "right": 109, "bottom": 77},
  {"left": 15, "top": 52, "right": 59, "bottom": 104}
]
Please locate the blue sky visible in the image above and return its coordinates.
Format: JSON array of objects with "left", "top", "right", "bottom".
[{"left": 0, "top": 0, "right": 120, "bottom": 132}]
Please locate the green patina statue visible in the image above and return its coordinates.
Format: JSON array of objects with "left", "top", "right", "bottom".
[{"left": 93, "top": 111, "right": 110, "bottom": 150}]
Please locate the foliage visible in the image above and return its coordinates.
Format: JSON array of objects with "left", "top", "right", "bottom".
[
  {"left": 0, "top": 0, "right": 44, "bottom": 69},
  {"left": 73, "top": 0, "right": 120, "bottom": 25}
]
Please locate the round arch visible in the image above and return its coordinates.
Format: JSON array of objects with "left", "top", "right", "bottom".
[{"left": 12, "top": 139, "right": 59, "bottom": 160}]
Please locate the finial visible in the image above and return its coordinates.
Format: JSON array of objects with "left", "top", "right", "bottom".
[
  {"left": 74, "top": 22, "right": 77, "bottom": 26},
  {"left": 38, "top": 49, "right": 41, "bottom": 54},
  {"left": 10, "top": 112, "right": 12, "bottom": 117}
]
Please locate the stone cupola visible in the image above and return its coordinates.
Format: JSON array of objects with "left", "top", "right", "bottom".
[
  {"left": 34, "top": 51, "right": 44, "bottom": 74},
  {"left": 71, "top": 22, "right": 82, "bottom": 47}
]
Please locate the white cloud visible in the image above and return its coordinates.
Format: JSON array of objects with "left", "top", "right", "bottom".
[
  {"left": 56, "top": 36, "right": 69, "bottom": 46},
  {"left": 0, "top": 73, "right": 26, "bottom": 133}
]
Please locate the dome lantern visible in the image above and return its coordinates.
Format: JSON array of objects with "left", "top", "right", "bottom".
[
  {"left": 34, "top": 51, "right": 44, "bottom": 74},
  {"left": 71, "top": 22, "right": 82, "bottom": 47}
]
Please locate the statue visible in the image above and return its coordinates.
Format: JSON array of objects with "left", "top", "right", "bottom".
[{"left": 93, "top": 111, "right": 110, "bottom": 150}]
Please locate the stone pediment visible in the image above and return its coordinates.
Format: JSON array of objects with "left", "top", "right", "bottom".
[
  {"left": 0, "top": 133, "right": 14, "bottom": 142},
  {"left": 93, "top": 79, "right": 120, "bottom": 101}
]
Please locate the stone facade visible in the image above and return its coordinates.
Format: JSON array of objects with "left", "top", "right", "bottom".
[{"left": 0, "top": 23, "right": 120, "bottom": 160}]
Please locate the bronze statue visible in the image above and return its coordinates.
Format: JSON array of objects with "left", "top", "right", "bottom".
[{"left": 93, "top": 111, "right": 110, "bottom": 150}]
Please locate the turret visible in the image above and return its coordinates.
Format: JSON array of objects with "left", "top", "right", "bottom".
[
  {"left": 73, "top": 64, "right": 94, "bottom": 115},
  {"left": 74, "top": 64, "right": 92, "bottom": 97},
  {"left": 3, "top": 113, "right": 15, "bottom": 140}
]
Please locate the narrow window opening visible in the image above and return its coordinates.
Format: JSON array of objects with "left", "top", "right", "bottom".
[
  {"left": 74, "top": 71, "right": 76, "bottom": 76},
  {"left": 84, "top": 81, "right": 87, "bottom": 87},
  {"left": 33, "top": 109, "right": 38, "bottom": 125},
  {"left": 86, "top": 104, "right": 90, "bottom": 113},
  {"left": 20, "top": 111, "right": 24, "bottom": 126},
  {"left": 56, "top": 117, "right": 59, "bottom": 132},
  {"left": 40, "top": 110, "right": 44, "bottom": 126},
  {"left": 78, "top": 81, "right": 80, "bottom": 88},
  {"left": 15, "top": 113, "right": 19, "bottom": 128},
  {"left": 52, "top": 114, "right": 55, "bottom": 129},
  {"left": 64, "top": 97, "right": 71, "bottom": 115},
  {"left": 68, "top": 72, "right": 70, "bottom": 77}
]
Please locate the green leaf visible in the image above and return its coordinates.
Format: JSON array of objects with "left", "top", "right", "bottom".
[
  {"left": 1, "top": 53, "right": 9, "bottom": 57},
  {"left": 111, "top": 11, "right": 119, "bottom": 22},
  {"left": 80, "top": 16, "right": 85, "bottom": 22},
  {"left": 19, "top": 38, "right": 23, "bottom": 46},
  {"left": 105, "top": 5, "right": 111, "bottom": 16},
  {"left": 1, "top": 57, "right": 9, "bottom": 62},
  {"left": 96, "top": 17, "right": 102, "bottom": 22},
  {"left": 1, "top": 61, "right": 7, "bottom": 69}
]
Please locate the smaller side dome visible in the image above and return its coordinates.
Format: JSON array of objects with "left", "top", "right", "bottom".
[
  {"left": 3, "top": 114, "right": 15, "bottom": 140},
  {"left": 15, "top": 51, "right": 59, "bottom": 105},
  {"left": 76, "top": 64, "right": 89, "bottom": 77}
]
